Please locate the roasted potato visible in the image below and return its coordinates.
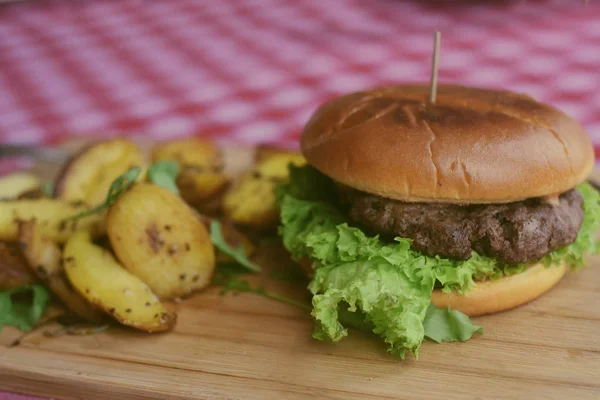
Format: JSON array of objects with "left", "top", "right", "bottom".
[
  {"left": 0, "top": 199, "right": 105, "bottom": 242},
  {"left": 107, "top": 183, "right": 215, "bottom": 299},
  {"left": 55, "top": 138, "right": 145, "bottom": 207},
  {"left": 151, "top": 138, "right": 230, "bottom": 212},
  {"left": 151, "top": 137, "right": 222, "bottom": 166},
  {"left": 176, "top": 169, "right": 230, "bottom": 214},
  {"left": 64, "top": 231, "right": 176, "bottom": 332},
  {"left": 18, "top": 221, "right": 105, "bottom": 322},
  {"left": 0, "top": 241, "right": 38, "bottom": 290},
  {"left": 223, "top": 153, "right": 306, "bottom": 229},
  {"left": 17, "top": 188, "right": 47, "bottom": 200},
  {"left": 254, "top": 145, "right": 300, "bottom": 164},
  {"left": 0, "top": 172, "right": 41, "bottom": 199}
]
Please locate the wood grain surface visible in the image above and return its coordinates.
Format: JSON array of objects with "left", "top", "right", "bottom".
[{"left": 0, "top": 142, "right": 599, "bottom": 400}]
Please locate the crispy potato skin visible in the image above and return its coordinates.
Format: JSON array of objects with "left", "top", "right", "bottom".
[
  {"left": 254, "top": 145, "right": 299, "bottom": 164},
  {"left": 0, "top": 199, "right": 105, "bottom": 242},
  {"left": 17, "top": 188, "right": 46, "bottom": 200},
  {"left": 107, "top": 183, "right": 215, "bottom": 299},
  {"left": 223, "top": 153, "right": 306, "bottom": 229},
  {"left": 0, "top": 173, "right": 41, "bottom": 200},
  {"left": 64, "top": 231, "right": 176, "bottom": 332},
  {"left": 151, "top": 138, "right": 230, "bottom": 212},
  {"left": 151, "top": 138, "right": 223, "bottom": 167},
  {"left": 18, "top": 221, "right": 105, "bottom": 322},
  {"left": 0, "top": 241, "right": 38, "bottom": 290},
  {"left": 176, "top": 169, "right": 230, "bottom": 213},
  {"left": 55, "top": 139, "right": 145, "bottom": 207}
]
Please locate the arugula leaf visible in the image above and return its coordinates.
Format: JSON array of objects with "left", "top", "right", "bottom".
[
  {"left": 210, "top": 221, "right": 261, "bottom": 272},
  {"left": 147, "top": 160, "right": 180, "bottom": 194},
  {"left": 220, "top": 276, "right": 310, "bottom": 310},
  {"left": 423, "top": 304, "right": 483, "bottom": 343},
  {"left": 212, "top": 262, "right": 250, "bottom": 285},
  {"left": 67, "top": 167, "right": 141, "bottom": 221},
  {"left": 268, "top": 267, "right": 307, "bottom": 282},
  {"left": 0, "top": 285, "right": 51, "bottom": 333}
]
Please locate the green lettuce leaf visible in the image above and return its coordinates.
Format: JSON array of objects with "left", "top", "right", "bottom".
[
  {"left": 278, "top": 165, "right": 600, "bottom": 359},
  {"left": 0, "top": 285, "right": 51, "bottom": 333},
  {"left": 542, "top": 182, "right": 600, "bottom": 269},
  {"left": 423, "top": 304, "right": 483, "bottom": 343},
  {"left": 337, "top": 303, "right": 483, "bottom": 344}
]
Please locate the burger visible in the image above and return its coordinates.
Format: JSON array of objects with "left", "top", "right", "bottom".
[{"left": 276, "top": 84, "right": 600, "bottom": 358}]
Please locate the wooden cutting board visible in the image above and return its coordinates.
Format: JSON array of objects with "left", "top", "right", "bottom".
[{"left": 0, "top": 141, "right": 599, "bottom": 400}]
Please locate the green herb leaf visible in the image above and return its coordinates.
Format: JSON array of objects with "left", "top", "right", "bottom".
[
  {"left": 67, "top": 167, "right": 141, "bottom": 221},
  {"left": 423, "top": 304, "right": 483, "bottom": 343},
  {"left": 268, "top": 267, "right": 307, "bottom": 282},
  {"left": 211, "top": 262, "right": 250, "bottom": 285},
  {"left": 219, "top": 275, "right": 310, "bottom": 310},
  {"left": 0, "top": 285, "right": 51, "bottom": 333},
  {"left": 147, "top": 160, "right": 180, "bottom": 194},
  {"left": 41, "top": 182, "right": 55, "bottom": 198},
  {"left": 210, "top": 221, "right": 261, "bottom": 273}
]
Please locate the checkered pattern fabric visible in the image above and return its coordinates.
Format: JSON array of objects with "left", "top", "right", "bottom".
[
  {"left": 0, "top": 1, "right": 599, "bottom": 398},
  {"left": 1, "top": 0, "right": 599, "bottom": 156}
]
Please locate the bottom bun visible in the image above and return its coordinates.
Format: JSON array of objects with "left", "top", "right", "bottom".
[{"left": 431, "top": 262, "right": 568, "bottom": 316}]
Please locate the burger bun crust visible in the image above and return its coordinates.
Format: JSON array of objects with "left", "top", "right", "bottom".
[{"left": 301, "top": 84, "right": 594, "bottom": 204}]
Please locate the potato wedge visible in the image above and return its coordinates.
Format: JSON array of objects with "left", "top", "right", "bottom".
[
  {"left": 151, "top": 138, "right": 230, "bottom": 211},
  {"left": 223, "top": 153, "right": 306, "bottom": 229},
  {"left": 17, "top": 188, "right": 47, "bottom": 200},
  {"left": 0, "top": 172, "right": 41, "bottom": 199},
  {"left": 254, "top": 145, "right": 300, "bottom": 164},
  {"left": 55, "top": 138, "right": 145, "bottom": 207},
  {"left": 253, "top": 153, "right": 306, "bottom": 179},
  {"left": 176, "top": 168, "right": 230, "bottom": 213},
  {"left": 64, "top": 231, "right": 176, "bottom": 332},
  {"left": 0, "top": 199, "right": 105, "bottom": 242},
  {"left": 151, "top": 138, "right": 223, "bottom": 166},
  {"left": 107, "top": 183, "right": 215, "bottom": 299},
  {"left": 18, "top": 221, "right": 105, "bottom": 322},
  {"left": 0, "top": 241, "right": 38, "bottom": 290}
]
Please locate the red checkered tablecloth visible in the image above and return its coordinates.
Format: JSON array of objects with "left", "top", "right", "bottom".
[
  {"left": 0, "top": 0, "right": 599, "bottom": 398},
  {"left": 1, "top": 0, "right": 600, "bottom": 153}
]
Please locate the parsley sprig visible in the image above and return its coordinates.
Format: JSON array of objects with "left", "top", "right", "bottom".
[
  {"left": 210, "top": 221, "right": 261, "bottom": 272},
  {"left": 67, "top": 167, "right": 141, "bottom": 221},
  {"left": 147, "top": 160, "right": 179, "bottom": 194}
]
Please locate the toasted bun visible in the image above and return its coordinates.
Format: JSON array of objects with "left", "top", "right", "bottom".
[
  {"left": 301, "top": 84, "right": 594, "bottom": 203},
  {"left": 431, "top": 262, "right": 568, "bottom": 316}
]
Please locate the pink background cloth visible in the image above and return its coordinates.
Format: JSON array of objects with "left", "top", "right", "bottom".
[{"left": 0, "top": 0, "right": 599, "bottom": 398}]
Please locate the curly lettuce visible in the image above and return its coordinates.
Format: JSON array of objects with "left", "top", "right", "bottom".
[{"left": 278, "top": 165, "right": 600, "bottom": 359}]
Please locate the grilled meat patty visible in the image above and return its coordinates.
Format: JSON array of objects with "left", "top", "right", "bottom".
[{"left": 339, "top": 187, "right": 584, "bottom": 265}]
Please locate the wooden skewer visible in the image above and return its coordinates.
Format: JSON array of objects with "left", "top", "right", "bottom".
[{"left": 429, "top": 31, "right": 441, "bottom": 104}]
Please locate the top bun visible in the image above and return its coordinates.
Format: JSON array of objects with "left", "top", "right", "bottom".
[{"left": 301, "top": 84, "right": 594, "bottom": 203}]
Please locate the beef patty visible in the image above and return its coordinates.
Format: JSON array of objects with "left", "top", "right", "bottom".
[{"left": 339, "top": 187, "right": 584, "bottom": 265}]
